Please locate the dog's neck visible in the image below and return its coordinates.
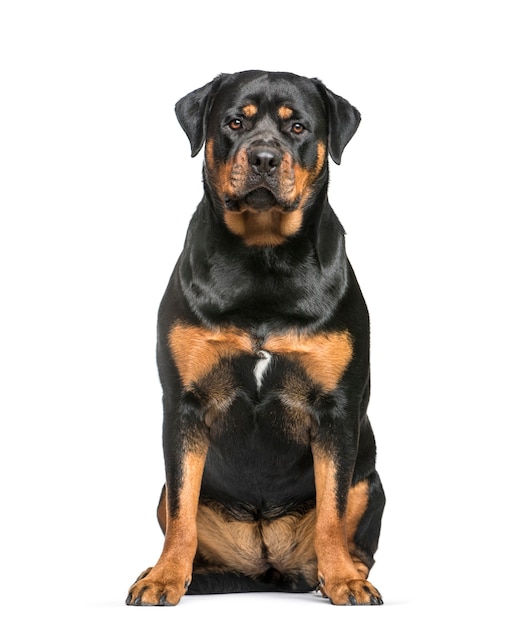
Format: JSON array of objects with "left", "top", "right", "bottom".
[{"left": 178, "top": 189, "right": 349, "bottom": 331}]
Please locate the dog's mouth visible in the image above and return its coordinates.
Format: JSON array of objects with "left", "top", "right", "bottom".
[
  {"left": 244, "top": 188, "right": 277, "bottom": 210},
  {"left": 225, "top": 187, "right": 279, "bottom": 212}
]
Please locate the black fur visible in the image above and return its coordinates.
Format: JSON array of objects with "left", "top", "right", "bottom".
[{"left": 127, "top": 70, "right": 385, "bottom": 607}]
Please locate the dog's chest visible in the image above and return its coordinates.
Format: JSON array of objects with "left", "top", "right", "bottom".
[
  {"left": 168, "top": 322, "right": 352, "bottom": 392},
  {"left": 168, "top": 322, "right": 353, "bottom": 438}
]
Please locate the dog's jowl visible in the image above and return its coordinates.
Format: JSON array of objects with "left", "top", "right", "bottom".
[{"left": 126, "top": 70, "right": 385, "bottom": 607}]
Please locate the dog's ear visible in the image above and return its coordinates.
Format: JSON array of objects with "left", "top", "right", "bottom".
[
  {"left": 175, "top": 75, "right": 225, "bottom": 157},
  {"left": 312, "top": 79, "right": 361, "bottom": 165}
]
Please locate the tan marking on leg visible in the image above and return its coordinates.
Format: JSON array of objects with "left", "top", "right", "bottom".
[
  {"left": 345, "top": 480, "right": 372, "bottom": 579},
  {"left": 312, "top": 451, "right": 381, "bottom": 605},
  {"left": 157, "top": 485, "right": 167, "bottom": 533},
  {"left": 313, "top": 451, "right": 360, "bottom": 604},
  {"left": 128, "top": 450, "right": 208, "bottom": 605}
]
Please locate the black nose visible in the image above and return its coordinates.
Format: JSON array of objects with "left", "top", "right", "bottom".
[{"left": 247, "top": 146, "right": 282, "bottom": 175}]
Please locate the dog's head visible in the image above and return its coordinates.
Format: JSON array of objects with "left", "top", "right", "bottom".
[{"left": 175, "top": 71, "right": 360, "bottom": 246}]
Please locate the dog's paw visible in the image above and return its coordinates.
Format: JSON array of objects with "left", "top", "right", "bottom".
[
  {"left": 319, "top": 577, "right": 382, "bottom": 606},
  {"left": 126, "top": 566, "right": 191, "bottom": 606}
]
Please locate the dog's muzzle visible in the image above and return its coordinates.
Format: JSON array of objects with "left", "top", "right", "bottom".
[{"left": 238, "top": 144, "right": 283, "bottom": 210}]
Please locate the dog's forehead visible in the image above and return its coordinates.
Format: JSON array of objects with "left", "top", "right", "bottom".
[{"left": 214, "top": 72, "right": 324, "bottom": 116}]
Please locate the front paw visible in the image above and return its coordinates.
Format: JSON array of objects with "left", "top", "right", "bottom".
[
  {"left": 126, "top": 566, "right": 191, "bottom": 606},
  {"left": 319, "top": 577, "right": 383, "bottom": 606}
]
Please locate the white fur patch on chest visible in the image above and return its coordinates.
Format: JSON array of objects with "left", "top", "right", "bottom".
[{"left": 253, "top": 350, "right": 272, "bottom": 390}]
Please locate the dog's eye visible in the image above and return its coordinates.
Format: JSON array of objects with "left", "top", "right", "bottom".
[
  {"left": 228, "top": 119, "right": 243, "bottom": 130},
  {"left": 292, "top": 123, "right": 305, "bottom": 134}
]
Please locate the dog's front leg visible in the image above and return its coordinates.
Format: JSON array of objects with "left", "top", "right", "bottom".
[
  {"left": 127, "top": 395, "right": 208, "bottom": 606},
  {"left": 312, "top": 414, "right": 382, "bottom": 606}
]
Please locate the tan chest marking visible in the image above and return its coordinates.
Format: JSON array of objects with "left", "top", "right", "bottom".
[
  {"left": 265, "top": 330, "right": 353, "bottom": 392},
  {"left": 168, "top": 323, "right": 253, "bottom": 388},
  {"left": 168, "top": 323, "right": 353, "bottom": 392}
]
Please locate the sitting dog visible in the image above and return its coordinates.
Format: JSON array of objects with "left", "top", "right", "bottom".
[{"left": 126, "top": 70, "right": 385, "bottom": 607}]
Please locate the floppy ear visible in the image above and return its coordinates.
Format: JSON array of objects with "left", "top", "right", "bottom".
[
  {"left": 175, "top": 75, "right": 226, "bottom": 157},
  {"left": 312, "top": 79, "right": 361, "bottom": 165}
]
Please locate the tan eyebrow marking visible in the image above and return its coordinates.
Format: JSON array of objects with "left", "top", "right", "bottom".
[
  {"left": 278, "top": 106, "right": 294, "bottom": 120},
  {"left": 242, "top": 104, "right": 257, "bottom": 118}
]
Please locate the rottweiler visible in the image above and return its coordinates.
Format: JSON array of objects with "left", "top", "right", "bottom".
[{"left": 126, "top": 70, "right": 385, "bottom": 607}]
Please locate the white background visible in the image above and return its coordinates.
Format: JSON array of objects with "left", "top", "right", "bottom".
[{"left": 1, "top": 1, "right": 525, "bottom": 624}]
